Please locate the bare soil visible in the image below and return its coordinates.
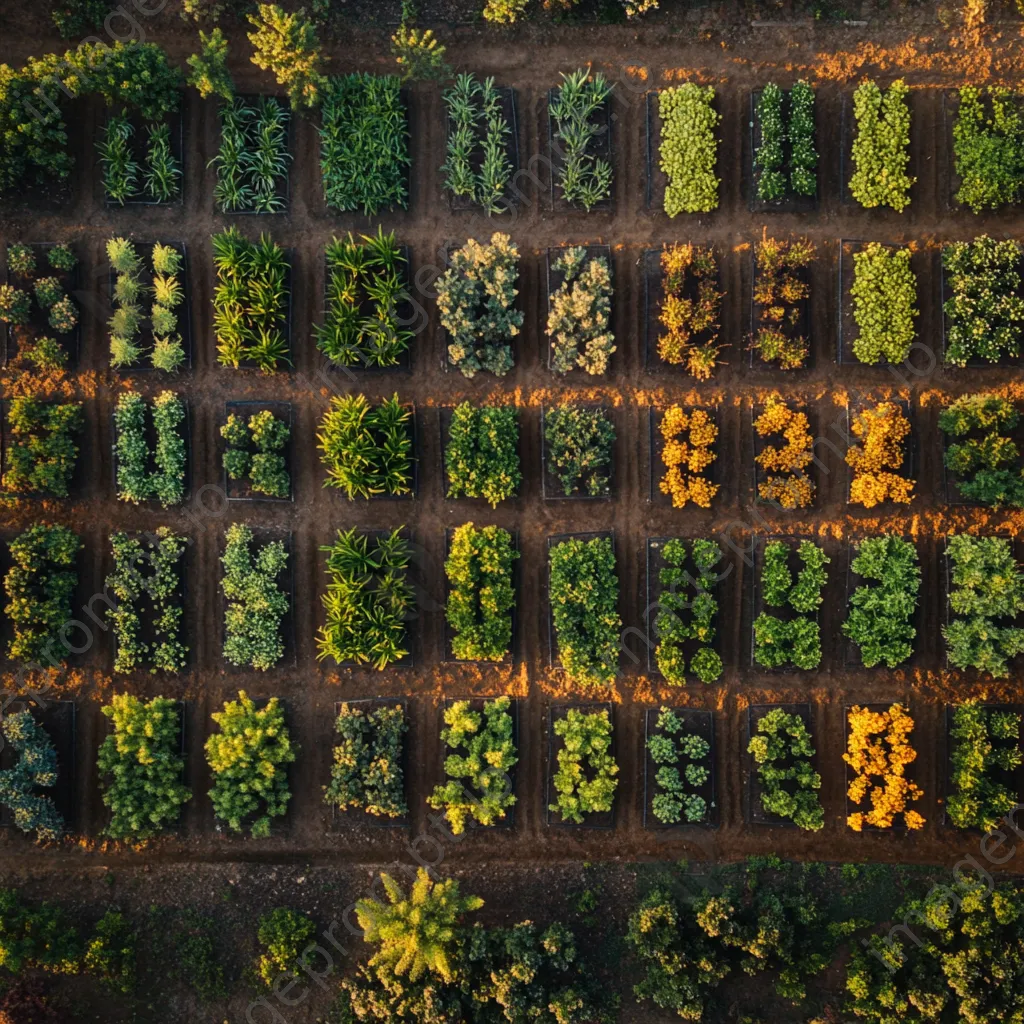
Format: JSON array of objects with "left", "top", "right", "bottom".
[{"left": 1, "top": 9, "right": 1024, "bottom": 1017}]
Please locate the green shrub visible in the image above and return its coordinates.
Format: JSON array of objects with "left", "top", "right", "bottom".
[
  {"left": 849, "top": 79, "right": 913, "bottom": 211},
  {"left": 444, "top": 402, "right": 521, "bottom": 506},
  {"left": 445, "top": 524, "right": 517, "bottom": 662},
  {"left": 222, "top": 523, "right": 289, "bottom": 671},
  {"left": 0, "top": 286, "right": 30, "bottom": 326},
  {"left": 438, "top": 233, "right": 521, "bottom": 378},
  {"left": 320, "top": 74, "right": 409, "bottom": 215},
  {"left": 653, "top": 538, "right": 723, "bottom": 685},
  {"left": 325, "top": 702, "right": 407, "bottom": 819},
  {"left": 47, "top": 246, "right": 76, "bottom": 273},
  {"left": 754, "top": 80, "right": 817, "bottom": 202},
  {"left": 4, "top": 523, "right": 80, "bottom": 665},
  {"left": 212, "top": 228, "right": 291, "bottom": 372},
  {"left": 317, "top": 528, "right": 412, "bottom": 669},
  {"left": 51, "top": 0, "right": 107, "bottom": 36},
  {"left": 248, "top": 4, "right": 327, "bottom": 110},
  {"left": 550, "top": 68, "right": 613, "bottom": 211},
  {"left": 391, "top": 25, "right": 449, "bottom": 83},
  {"left": 647, "top": 707, "right": 712, "bottom": 824},
  {"left": 68, "top": 41, "right": 182, "bottom": 122},
  {"left": 2, "top": 398, "right": 82, "bottom": 498},
  {"left": 954, "top": 86, "right": 1024, "bottom": 213},
  {"left": 33, "top": 277, "right": 62, "bottom": 309},
  {"left": 187, "top": 28, "right": 234, "bottom": 101},
  {"left": 0, "top": 888, "right": 81, "bottom": 975},
  {"left": 0, "top": 711, "right": 64, "bottom": 841},
  {"left": 428, "top": 697, "right": 517, "bottom": 833},
  {"left": 106, "top": 529, "right": 188, "bottom": 675},
  {"left": 753, "top": 540, "right": 827, "bottom": 670},
  {"left": 221, "top": 409, "right": 290, "bottom": 498},
  {"left": 84, "top": 910, "right": 135, "bottom": 995},
  {"left": 206, "top": 691, "right": 295, "bottom": 838},
  {"left": 850, "top": 243, "right": 918, "bottom": 365},
  {"left": 98, "top": 695, "right": 190, "bottom": 841},
  {"left": 544, "top": 404, "right": 615, "bottom": 498},
  {"left": 547, "top": 247, "right": 615, "bottom": 375},
  {"left": 316, "top": 229, "right": 412, "bottom": 368},
  {"left": 6, "top": 245, "right": 35, "bottom": 276},
  {"left": 941, "top": 392, "right": 1024, "bottom": 505},
  {"left": 659, "top": 83, "right": 720, "bottom": 215},
  {"left": 947, "top": 700, "right": 1022, "bottom": 832},
  {"left": 748, "top": 707, "right": 823, "bottom": 831},
  {"left": 256, "top": 908, "right": 315, "bottom": 986},
  {"left": 317, "top": 394, "right": 412, "bottom": 499},
  {"left": 943, "top": 235, "right": 1024, "bottom": 366},
  {"left": 213, "top": 97, "right": 290, "bottom": 213},
  {"left": 944, "top": 534, "right": 1024, "bottom": 677},
  {"left": 549, "top": 708, "right": 618, "bottom": 824},
  {"left": 173, "top": 910, "right": 226, "bottom": 1001},
  {"left": 549, "top": 536, "right": 620, "bottom": 687},
  {"left": 842, "top": 535, "right": 920, "bottom": 668},
  {"left": 442, "top": 74, "right": 512, "bottom": 214}
]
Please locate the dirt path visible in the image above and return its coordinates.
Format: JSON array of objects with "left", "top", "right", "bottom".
[{"left": 1, "top": 16, "right": 1024, "bottom": 876}]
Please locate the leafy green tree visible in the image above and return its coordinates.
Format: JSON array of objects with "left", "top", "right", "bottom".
[
  {"left": 256, "top": 908, "right": 315, "bottom": 986},
  {"left": 247, "top": 4, "right": 327, "bottom": 110},
  {"left": 84, "top": 910, "right": 135, "bottom": 995},
  {"left": 355, "top": 870, "right": 482, "bottom": 986},
  {"left": 0, "top": 889, "right": 81, "bottom": 975},
  {"left": 66, "top": 41, "right": 183, "bottom": 122},
  {"left": 187, "top": 28, "right": 234, "bottom": 102},
  {"left": 391, "top": 25, "right": 450, "bottom": 83}
]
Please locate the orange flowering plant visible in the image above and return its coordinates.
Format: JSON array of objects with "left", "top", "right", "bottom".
[
  {"left": 845, "top": 401, "right": 914, "bottom": 508},
  {"left": 658, "top": 405, "right": 719, "bottom": 509},
  {"left": 657, "top": 243, "right": 725, "bottom": 380},
  {"left": 843, "top": 702, "right": 924, "bottom": 831},
  {"left": 753, "top": 394, "right": 814, "bottom": 508}
]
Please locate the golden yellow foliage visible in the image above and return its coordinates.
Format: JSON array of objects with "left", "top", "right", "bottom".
[
  {"left": 658, "top": 405, "right": 719, "bottom": 509},
  {"left": 753, "top": 394, "right": 815, "bottom": 508},
  {"left": 846, "top": 402, "right": 915, "bottom": 508},
  {"left": 844, "top": 703, "right": 924, "bottom": 831},
  {"left": 657, "top": 243, "right": 724, "bottom": 380}
]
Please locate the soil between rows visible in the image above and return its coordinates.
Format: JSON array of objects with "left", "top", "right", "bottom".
[{"left": 0, "top": 26, "right": 1023, "bottom": 879}]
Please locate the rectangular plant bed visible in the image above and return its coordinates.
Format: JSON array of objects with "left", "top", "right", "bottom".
[
  {"left": 0, "top": 397, "right": 83, "bottom": 500},
  {"left": 645, "top": 537, "right": 725, "bottom": 684},
  {"left": 220, "top": 525, "right": 295, "bottom": 672},
  {"left": 111, "top": 392, "right": 191, "bottom": 507},
  {"left": 328, "top": 698, "right": 409, "bottom": 830},
  {"left": 940, "top": 393, "right": 1024, "bottom": 506},
  {"left": 547, "top": 71, "right": 613, "bottom": 213},
  {"left": 98, "top": 109, "right": 184, "bottom": 207},
  {"left": 749, "top": 535, "right": 828, "bottom": 673},
  {"left": 541, "top": 404, "right": 615, "bottom": 501},
  {"left": 0, "top": 700, "right": 77, "bottom": 833},
  {"left": 442, "top": 526, "right": 519, "bottom": 665},
  {"left": 317, "top": 235, "right": 413, "bottom": 372},
  {"left": 642, "top": 244, "right": 725, "bottom": 378},
  {"left": 222, "top": 401, "right": 293, "bottom": 502},
  {"left": 213, "top": 95, "right": 291, "bottom": 214},
  {"left": 438, "top": 403, "right": 522, "bottom": 508},
  {"left": 751, "top": 395, "right": 816, "bottom": 510},
  {"left": 843, "top": 702, "right": 924, "bottom": 833},
  {"left": 648, "top": 405, "right": 720, "bottom": 509},
  {"left": 841, "top": 535, "right": 922, "bottom": 671},
  {"left": 1, "top": 242, "right": 81, "bottom": 368},
  {"left": 745, "top": 703, "right": 821, "bottom": 829},
  {"left": 837, "top": 240, "right": 921, "bottom": 369},
  {"left": 748, "top": 238, "right": 814, "bottom": 371},
  {"left": 431, "top": 697, "right": 519, "bottom": 831},
  {"left": 107, "top": 239, "right": 192, "bottom": 373},
  {"left": 545, "top": 245, "right": 614, "bottom": 376},
  {"left": 546, "top": 702, "right": 617, "bottom": 829},
  {"left": 748, "top": 83, "right": 818, "bottom": 214},
  {"left": 443, "top": 78, "right": 520, "bottom": 214},
  {"left": 844, "top": 396, "right": 915, "bottom": 508},
  {"left": 317, "top": 527, "right": 416, "bottom": 670},
  {"left": 643, "top": 706, "right": 717, "bottom": 830}
]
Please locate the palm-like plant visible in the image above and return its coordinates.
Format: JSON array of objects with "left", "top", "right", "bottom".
[{"left": 98, "top": 115, "right": 140, "bottom": 205}]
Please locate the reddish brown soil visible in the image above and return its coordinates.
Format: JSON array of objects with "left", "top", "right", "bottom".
[{"left": 0, "top": 1, "right": 1024, "bottom": 939}]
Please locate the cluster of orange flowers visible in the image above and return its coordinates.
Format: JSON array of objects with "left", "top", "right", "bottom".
[
  {"left": 753, "top": 394, "right": 815, "bottom": 509},
  {"left": 846, "top": 401, "right": 914, "bottom": 508},
  {"left": 844, "top": 703, "right": 925, "bottom": 831},
  {"left": 659, "top": 405, "right": 719, "bottom": 508},
  {"left": 657, "top": 244, "right": 724, "bottom": 381}
]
